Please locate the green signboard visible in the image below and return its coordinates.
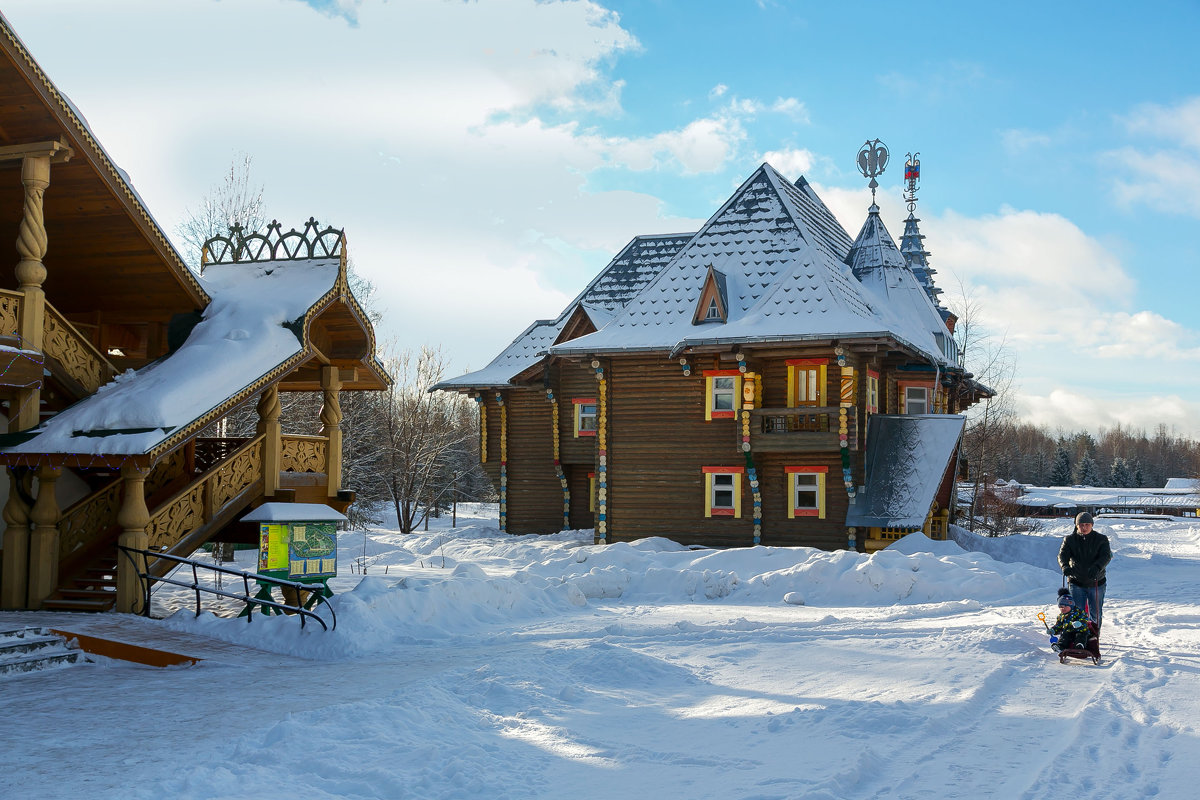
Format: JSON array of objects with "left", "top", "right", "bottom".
[{"left": 256, "top": 521, "right": 337, "bottom": 580}]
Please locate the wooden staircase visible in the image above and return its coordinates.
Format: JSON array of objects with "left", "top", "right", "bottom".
[
  {"left": 41, "top": 434, "right": 273, "bottom": 613},
  {"left": 42, "top": 558, "right": 118, "bottom": 613}
]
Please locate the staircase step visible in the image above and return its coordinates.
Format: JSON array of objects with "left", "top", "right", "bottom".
[
  {"left": 0, "top": 627, "right": 90, "bottom": 676},
  {"left": 0, "top": 649, "right": 84, "bottom": 676},
  {"left": 41, "top": 597, "right": 115, "bottom": 612},
  {"left": 58, "top": 588, "right": 116, "bottom": 599},
  {"left": 0, "top": 634, "right": 62, "bottom": 659}
]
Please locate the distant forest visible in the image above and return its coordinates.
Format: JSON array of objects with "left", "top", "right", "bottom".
[{"left": 963, "top": 423, "right": 1200, "bottom": 489}]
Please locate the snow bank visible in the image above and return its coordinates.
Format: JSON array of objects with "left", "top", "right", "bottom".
[{"left": 163, "top": 523, "right": 1058, "bottom": 659}]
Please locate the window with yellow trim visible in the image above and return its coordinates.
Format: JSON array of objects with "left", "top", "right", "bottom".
[
  {"left": 866, "top": 370, "right": 879, "bottom": 415},
  {"left": 573, "top": 398, "right": 598, "bottom": 437},
  {"left": 786, "top": 359, "right": 826, "bottom": 407},
  {"left": 703, "top": 467, "right": 743, "bottom": 517},
  {"left": 703, "top": 370, "right": 741, "bottom": 420},
  {"left": 786, "top": 466, "right": 827, "bottom": 518}
]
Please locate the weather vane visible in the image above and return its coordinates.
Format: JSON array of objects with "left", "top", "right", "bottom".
[
  {"left": 903, "top": 152, "right": 920, "bottom": 213},
  {"left": 856, "top": 138, "right": 889, "bottom": 203}
]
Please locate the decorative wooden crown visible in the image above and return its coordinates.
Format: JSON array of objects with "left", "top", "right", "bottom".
[{"left": 201, "top": 218, "right": 343, "bottom": 265}]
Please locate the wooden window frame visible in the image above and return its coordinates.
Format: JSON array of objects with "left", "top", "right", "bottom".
[
  {"left": 866, "top": 369, "right": 879, "bottom": 415},
  {"left": 704, "top": 370, "right": 741, "bottom": 420},
  {"left": 898, "top": 381, "right": 934, "bottom": 415},
  {"left": 573, "top": 398, "right": 598, "bottom": 437},
  {"left": 786, "top": 466, "right": 828, "bottom": 519},
  {"left": 703, "top": 466, "right": 744, "bottom": 518},
  {"left": 786, "top": 359, "right": 826, "bottom": 408}
]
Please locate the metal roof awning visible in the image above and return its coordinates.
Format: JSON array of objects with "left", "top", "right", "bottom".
[{"left": 846, "top": 414, "right": 965, "bottom": 529}]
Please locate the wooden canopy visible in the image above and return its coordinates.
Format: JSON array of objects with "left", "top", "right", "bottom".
[{"left": 0, "top": 19, "right": 207, "bottom": 339}]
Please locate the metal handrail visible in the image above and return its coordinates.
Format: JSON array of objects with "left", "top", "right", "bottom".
[{"left": 117, "top": 546, "right": 336, "bottom": 631}]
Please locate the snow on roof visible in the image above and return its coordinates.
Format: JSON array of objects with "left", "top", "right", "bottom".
[
  {"left": 551, "top": 164, "right": 951, "bottom": 364},
  {"left": 435, "top": 233, "right": 692, "bottom": 390},
  {"left": 847, "top": 205, "right": 958, "bottom": 364},
  {"left": 242, "top": 502, "right": 348, "bottom": 523},
  {"left": 846, "top": 414, "right": 965, "bottom": 528},
  {"left": 1165, "top": 478, "right": 1200, "bottom": 491},
  {"left": 1, "top": 257, "right": 340, "bottom": 457}
]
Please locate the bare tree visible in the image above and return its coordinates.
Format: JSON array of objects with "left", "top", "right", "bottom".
[
  {"left": 373, "top": 344, "right": 480, "bottom": 533},
  {"left": 946, "top": 279, "right": 1019, "bottom": 527},
  {"left": 176, "top": 153, "right": 268, "bottom": 273}
]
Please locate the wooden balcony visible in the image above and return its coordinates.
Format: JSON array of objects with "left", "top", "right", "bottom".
[
  {"left": 0, "top": 289, "right": 117, "bottom": 396},
  {"left": 746, "top": 406, "right": 858, "bottom": 453}
]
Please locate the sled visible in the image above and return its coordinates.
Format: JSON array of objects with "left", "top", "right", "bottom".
[{"left": 1057, "top": 642, "right": 1101, "bottom": 665}]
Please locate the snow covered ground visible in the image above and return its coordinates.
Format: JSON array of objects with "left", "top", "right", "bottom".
[{"left": 4, "top": 506, "right": 1200, "bottom": 799}]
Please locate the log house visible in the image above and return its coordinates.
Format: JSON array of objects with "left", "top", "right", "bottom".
[{"left": 438, "top": 162, "right": 991, "bottom": 551}]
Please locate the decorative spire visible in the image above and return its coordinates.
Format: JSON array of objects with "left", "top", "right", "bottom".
[
  {"left": 856, "top": 138, "right": 889, "bottom": 204},
  {"left": 903, "top": 152, "right": 920, "bottom": 213},
  {"left": 896, "top": 152, "right": 945, "bottom": 312}
]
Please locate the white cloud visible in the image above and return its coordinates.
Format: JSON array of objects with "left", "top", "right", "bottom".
[
  {"left": 708, "top": 83, "right": 728, "bottom": 100},
  {"left": 0, "top": 0, "right": 719, "bottom": 371},
  {"left": 1019, "top": 389, "right": 1200, "bottom": 440},
  {"left": 1001, "top": 128, "right": 1052, "bottom": 155},
  {"left": 1112, "top": 96, "right": 1200, "bottom": 218},
  {"left": 759, "top": 148, "right": 817, "bottom": 179},
  {"left": 769, "top": 97, "right": 809, "bottom": 121}
]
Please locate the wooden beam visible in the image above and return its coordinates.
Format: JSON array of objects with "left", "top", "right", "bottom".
[{"left": 0, "top": 138, "right": 72, "bottom": 164}]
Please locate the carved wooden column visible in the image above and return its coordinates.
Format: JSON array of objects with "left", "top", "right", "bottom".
[
  {"left": 320, "top": 366, "right": 342, "bottom": 497},
  {"left": 14, "top": 155, "right": 49, "bottom": 432},
  {"left": 26, "top": 465, "right": 61, "bottom": 608},
  {"left": 115, "top": 464, "right": 150, "bottom": 614},
  {"left": 257, "top": 385, "right": 281, "bottom": 497},
  {"left": 0, "top": 470, "right": 31, "bottom": 609}
]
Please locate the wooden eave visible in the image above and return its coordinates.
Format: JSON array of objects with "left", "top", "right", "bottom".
[
  {"left": 0, "top": 24, "right": 208, "bottom": 328},
  {"left": 553, "top": 305, "right": 597, "bottom": 346}
]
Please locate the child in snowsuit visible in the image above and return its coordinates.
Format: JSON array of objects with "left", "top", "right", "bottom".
[{"left": 1050, "top": 594, "right": 1092, "bottom": 652}]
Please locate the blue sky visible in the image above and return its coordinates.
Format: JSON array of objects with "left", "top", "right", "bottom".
[{"left": 4, "top": 0, "right": 1198, "bottom": 438}]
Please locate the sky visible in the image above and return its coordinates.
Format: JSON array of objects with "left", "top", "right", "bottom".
[
  {"left": 3, "top": 0, "right": 1199, "bottom": 438},
  {"left": 5, "top": 507, "right": 1200, "bottom": 798}
]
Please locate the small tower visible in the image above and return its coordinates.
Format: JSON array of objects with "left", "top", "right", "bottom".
[{"left": 896, "top": 153, "right": 948, "bottom": 315}]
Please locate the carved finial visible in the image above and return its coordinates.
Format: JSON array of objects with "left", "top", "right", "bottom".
[
  {"left": 856, "top": 138, "right": 889, "bottom": 204},
  {"left": 904, "top": 152, "right": 921, "bottom": 213}
]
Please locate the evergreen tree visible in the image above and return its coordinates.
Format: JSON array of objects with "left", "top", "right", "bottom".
[
  {"left": 1050, "top": 443, "right": 1072, "bottom": 485},
  {"left": 1075, "top": 453, "right": 1101, "bottom": 486},
  {"left": 1108, "top": 457, "right": 1132, "bottom": 488}
]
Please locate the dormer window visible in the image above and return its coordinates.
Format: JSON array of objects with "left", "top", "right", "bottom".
[{"left": 692, "top": 265, "right": 728, "bottom": 324}]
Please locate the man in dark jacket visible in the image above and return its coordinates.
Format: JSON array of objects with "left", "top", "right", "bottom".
[{"left": 1058, "top": 512, "right": 1112, "bottom": 632}]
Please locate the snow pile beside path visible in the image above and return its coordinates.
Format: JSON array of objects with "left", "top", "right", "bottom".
[
  {"left": 162, "top": 525, "right": 1055, "bottom": 659},
  {"left": 741, "top": 536, "right": 1051, "bottom": 606},
  {"left": 945, "top": 525, "right": 1063, "bottom": 571}
]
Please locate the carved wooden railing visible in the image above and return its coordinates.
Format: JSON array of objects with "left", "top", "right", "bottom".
[
  {"left": 57, "top": 440, "right": 231, "bottom": 561},
  {"left": 0, "top": 289, "right": 20, "bottom": 339},
  {"left": 281, "top": 434, "right": 327, "bottom": 473},
  {"left": 147, "top": 434, "right": 264, "bottom": 551},
  {"left": 746, "top": 407, "right": 859, "bottom": 453},
  {"left": 43, "top": 302, "right": 117, "bottom": 394},
  {"left": 194, "top": 437, "right": 252, "bottom": 473},
  {"left": 57, "top": 477, "right": 123, "bottom": 560}
]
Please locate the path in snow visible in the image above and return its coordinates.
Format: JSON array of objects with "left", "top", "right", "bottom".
[{"left": 3, "top": 513, "right": 1200, "bottom": 799}]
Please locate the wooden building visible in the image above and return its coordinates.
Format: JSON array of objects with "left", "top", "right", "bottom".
[
  {"left": 0, "top": 15, "right": 387, "bottom": 613},
  {"left": 437, "top": 162, "right": 990, "bottom": 551}
]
